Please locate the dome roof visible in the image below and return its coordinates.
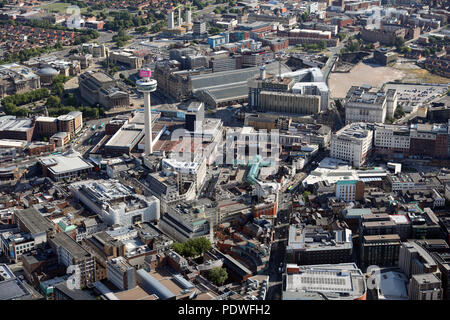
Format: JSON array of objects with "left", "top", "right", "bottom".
[{"left": 37, "top": 67, "right": 59, "bottom": 76}]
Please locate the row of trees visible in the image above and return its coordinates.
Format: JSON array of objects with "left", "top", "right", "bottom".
[
  {"left": 193, "top": 0, "right": 207, "bottom": 10},
  {"left": 113, "top": 29, "right": 132, "bottom": 47},
  {"left": 1, "top": 76, "right": 101, "bottom": 119},
  {"left": 2, "top": 88, "right": 50, "bottom": 107},
  {"left": 172, "top": 237, "right": 212, "bottom": 258},
  {"left": 73, "top": 29, "right": 100, "bottom": 45},
  {"left": 119, "top": 73, "right": 136, "bottom": 87},
  {"left": 1, "top": 45, "right": 58, "bottom": 64}
]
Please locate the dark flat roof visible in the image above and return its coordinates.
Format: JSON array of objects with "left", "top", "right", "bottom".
[
  {"left": 54, "top": 283, "right": 96, "bottom": 300},
  {"left": 15, "top": 207, "right": 54, "bottom": 235},
  {"left": 50, "top": 232, "right": 91, "bottom": 261}
]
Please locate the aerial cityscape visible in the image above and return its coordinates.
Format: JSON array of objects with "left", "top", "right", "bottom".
[{"left": 0, "top": 0, "right": 449, "bottom": 304}]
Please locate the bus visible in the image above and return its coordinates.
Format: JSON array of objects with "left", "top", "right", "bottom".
[
  {"left": 91, "top": 124, "right": 96, "bottom": 130},
  {"left": 99, "top": 123, "right": 105, "bottom": 129},
  {"left": 52, "top": 152, "right": 61, "bottom": 155}
]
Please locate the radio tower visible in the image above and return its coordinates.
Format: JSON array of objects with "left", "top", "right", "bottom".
[{"left": 136, "top": 69, "right": 157, "bottom": 155}]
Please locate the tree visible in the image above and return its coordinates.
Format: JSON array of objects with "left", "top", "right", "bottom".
[
  {"left": 394, "top": 36, "right": 405, "bottom": 50},
  {"left": 46, "top": 95, "right": 61, "bottom": 108},
  {"left": 394, "top": 105, "right": 405, "bottom": 119},
  {"left": 135, "top": 26, "right": 149, "bottom": 34},
  {"left": 300, "top": 12, "right": 309, "bottom": 22},
  {"left": 51, "top": 82, "right": 65, "bottom": 97},
  {"left": 209, "top": 267, "right": 228, "bottom": 286},
  {"left": 302, "top": 191, "right": 311, "bottom": 203},
  {"left": 209, "top": 26, "right": 222, "bottom": 36},
  {"left": 318, "top": 40, "right": 327, "bottom": 50},
  {"left": 195, "top": 237, "right": 212, "bottom": 253},
  {"left": 64, "top": 93, "right": 77, "bottom": 106},
  {"left": 171, "top": 237, "right": 212, "bottom": 258}
]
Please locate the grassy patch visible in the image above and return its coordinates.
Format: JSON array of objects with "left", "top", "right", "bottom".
[{"left": 393, "top": 63, "right": 449, "bottom": 84}]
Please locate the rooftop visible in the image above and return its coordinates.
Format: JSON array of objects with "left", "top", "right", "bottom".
[
  {"left": 39, "top": 150, "right": 93, "bottom": 175},
  {"left": 50, "top": 232, "right": 91, "bottom": 261},
  {"left": 14, "top": 207, "right": 54, "bottom": 235},
  {"left": 333, "top": 122, "right": 372, "bottom": 141},
  {"left": 283, "top": 263, "right": 366, "bottom": 300},
  {"left": 287, "top": 224, "right": 352, "bottom": 251}
]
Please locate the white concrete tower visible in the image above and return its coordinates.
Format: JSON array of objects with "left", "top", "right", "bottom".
[
  {"left": 168, "top": 11, "right": 174, "bottom": 29},
  {"left": 186, "top": 10, "right": 192, "bottom": 29},
  {"left": 136, "top": 69, "right": 157, "bottom": 155},
  {"left": 178, "top": 7, "right": 182, "bottom": 27}
]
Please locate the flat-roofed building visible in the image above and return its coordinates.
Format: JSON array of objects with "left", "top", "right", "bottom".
[
  {"left": 79, "top": 71, "right": 130, "bottom": 109},
  {"left": 374, "top": 49, "right": 398, "bottom": 66},
  {"left": 70, "top": 179, "right": 160, "bottom": 227},
  {"left": 50, "top": 131, "right": 70, "bottom": 147},
  {"left": 159, "top": 204, "right": 212, "bottom": 242},
  {"left": 0, "top": 116, "right": 34, "bottom": 141},
  {"left": 145, "top": 171, "right": 196, "bottom": 212},
  {"left": 360, "top": 214, "right": 397, "bottom": 236},
  {"left": 374, "top": 123, "right": 410, "bottom": 159},
  {"left": 104, "top": 111, "right": 162, "bottom": 156},
  {"left": 109, "top": 50, "right": 143, "bottom": 69},
  {"left": 286, "top": 224, "right": 353, "bottom": 265},
  {"left": 289, "top": 28, "right": 332, "bottom": 39},
  {"left": 39, "top": 150, "right": 93, "bottom": 181},
  {"left": 283, "top": 263, "right": 367, "bottom": 300},
  {"left": 104, "top": 123, "right": 145, "bottom": 156},
  {"left": 14, "top": 207, "right": 54, "bottom": 246},
  {"left": 361, "top": 234, "right": 401, "bottom": 268},
  {"left": 399, "top": 240, "right": 441, "bottom": 278},
  {"left": 0, "top": 231, "right": 35, "bottom": 262},
  {"left": 48, "top": 232, "right": 95, "bottom": 289},
  {"left": 330, "top": 122, "right": 373, "bottom": 167},
  {"left": 335, "top": 179, "right": 364, "bottom": 202},
  {"left": 57, "top": 111, "right": 83, "bottom": 136},
  {"left": 409, "top": 273, "right": 443, "bottom": 300},
  {"left": 27, "top": 141, "right": 55, "bottom": 156},
  {"left": 53, "top": 282, "right": 96, "bottom": 300},
  {"left": 259, "top": 91, "right": 321, "bottom": 115},
  {"left": 292, "top": 82, "right": 329, "bottom": 111},
  {"left": 409, "top": 123, "right": 448, "bottom": 159},
  {"left": 162, "top": 155, "right": 207, "bottom": 193},
  {"left": 0, "top": 63, "right": 40, "bottom": 98},
  {"left": 345, "top": 86, "right": 388, "bottom": 124},
  {"left": 107, "top": 257, "right": 136, "bottom": 291},
  {"left": 35, "top": 116, "right": 58, "bottom": 137},
  {"left": 0, "top": 264, "right": 33, "bottom": 300}
]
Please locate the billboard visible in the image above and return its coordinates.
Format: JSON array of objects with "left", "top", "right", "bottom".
[{"left": 140, "top": 69, "right": 152, "bottom": 78}]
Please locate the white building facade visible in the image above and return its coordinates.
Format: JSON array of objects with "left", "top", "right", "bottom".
[{"left": 330, "top": 123, "right": 373, "bottom": 167}]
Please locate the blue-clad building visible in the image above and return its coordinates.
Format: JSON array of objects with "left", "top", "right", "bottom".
[{"left": 207, "top": 33, "right": 230, "bottom": 48}]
